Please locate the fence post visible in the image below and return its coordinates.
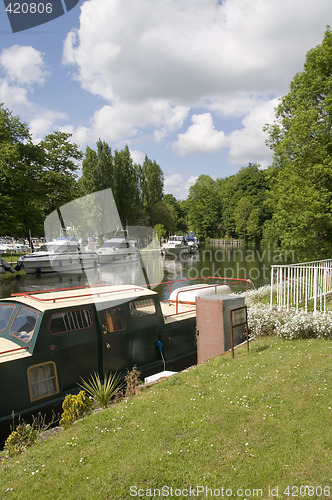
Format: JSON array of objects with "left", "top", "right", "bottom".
[
  {"left": 270, "top": 266, "right": 274, "bottom": 310},
  {"left": 313, "top": 267, "right": 318, "bottom": 313}
]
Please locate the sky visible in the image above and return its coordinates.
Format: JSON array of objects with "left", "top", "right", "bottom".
[{"left": 0, "top": 0, "right": 330, "bottom": 199}]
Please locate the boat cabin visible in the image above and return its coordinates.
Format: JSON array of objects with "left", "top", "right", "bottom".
[{"left": 0, "top": 285, "right": 197, "bottom": 426}]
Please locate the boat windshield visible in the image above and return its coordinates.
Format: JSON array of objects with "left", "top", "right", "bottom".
[
  {"left": 0, "top": 304, "right": 15, "bottom": 332},
  {"left": 103, "top": 241, "right": 129, "bottom": 248},
  {"left": 46, "top": 243, "right": 80, "bottom": 254},
  {"left": 10, "top": 307, "right": 39, "bottom": 342}
]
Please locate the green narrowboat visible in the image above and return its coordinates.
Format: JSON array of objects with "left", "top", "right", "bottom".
[{"left": 0, "top": 283, "right": 199, "bottom": 435}]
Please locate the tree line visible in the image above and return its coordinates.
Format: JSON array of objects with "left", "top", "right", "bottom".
[
  {"left": 0, "top": 27, "right": 331, "bottom": 261},
  {"left": 186, "top": 27, "right": 332, "bottom": 261}
]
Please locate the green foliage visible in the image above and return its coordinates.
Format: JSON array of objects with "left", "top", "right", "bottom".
[
  {"left": 153, "top": 223, "right": 167, "bottom": 241},
  {"left": 79, "top": 144, "right": 165, "bottom": 227},
  {"left": 79, "top": 372, "right": 123, "bottom": 409},
  {"left": 186, "top": 174, "right": 222, "bottom": 239},
  {"left": 79, "top": 140, "right": 113, "bottom": 195},
  {"left": 140, "top": 155, "right": 164, "bottom": 215},
  {"left": 150, "top": 201, "right": 176, "bottom": 232},
  {"left": 59, "top": 390, "right": 92, "bottom": 429},
  {"left": 0, "top": 105, "right": 82, "bottom": 235},
  {"left": 3, "top": 421, "right": 38, "bottom": 457},
  {"left": 0, "top": 104, "right": 45, "bottom": 235},
  {"left": 3, "top": 412, "right": 60, "bottom": 456},
  {"left": 264, "top": 27, "right": 332, "bottom": 260},
  {"left": 218, "top": 164, "right": 270, "bottom": 242},
  {"left": 39, "top": 131, "right": 82, "bottom": 217}
]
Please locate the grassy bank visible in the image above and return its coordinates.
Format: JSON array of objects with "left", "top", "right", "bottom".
[
  {"left": 0, "top": 337, "right": 331, "bottom": 499},
  {"left": 0, "top": 269, "right": 25, "bottom": 280},
  {"left": 0, "top": 253, "right": 26, "bottom": 279}
]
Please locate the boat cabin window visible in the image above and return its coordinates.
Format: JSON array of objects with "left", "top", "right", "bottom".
[
  {"left": 10, "top": 307, "right": 39, "bottom": 342},
  {"left": 49, "top": 309, "right": 92, "bottom": 335},
  {"left": 0, "top": 304, "right": 15, "bottom": 332},
  {"left": 129, "top": 298, "right": 156, "bottom": 318},
  {"left": 27, "top": 362, "right": 59, "bottom": 401},
  {"left": 103, "top": 241, "right": 129, "bottom": 248},
  {"left": 104, "top": 306, "right": 126, "bottom": 332}
]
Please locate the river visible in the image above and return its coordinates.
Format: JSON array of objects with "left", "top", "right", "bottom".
[{"left": 0, "top": 244, "right": 293, "bottom": 300}]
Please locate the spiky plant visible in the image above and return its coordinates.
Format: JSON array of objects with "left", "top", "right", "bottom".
[{"left": 79, "top": 372, "right": 123, "bottom": 409}]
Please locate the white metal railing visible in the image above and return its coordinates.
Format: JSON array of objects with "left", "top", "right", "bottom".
[{"left": 270, "top": 259, "right": 332, "bottom": 313}]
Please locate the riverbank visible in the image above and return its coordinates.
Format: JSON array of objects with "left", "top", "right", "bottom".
[
  {"left": 0, "top": 337, "right": 330, "bottom": 498},
  {"left": 0, "top": 256, "right": 25, "bottom": 279}
]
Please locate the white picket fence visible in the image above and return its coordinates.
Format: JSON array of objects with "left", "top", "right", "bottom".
[{"left": 270, "top": 259, "right": 332, "bottom": 313}]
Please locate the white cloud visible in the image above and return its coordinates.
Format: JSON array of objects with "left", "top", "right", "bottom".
[
  {"left": 174, "top": 113, "right": 227, "bottom": 156},
  {"left": 164, "top": 173, "right": 198, "bottom": 199},
  {"left": 29, "top": 110, "right": 68, "bottom": 142},
  {"left": 0, "top": 0, "right": 328, "bottom": 183},
  {"left": 66, "top": 100, "right": 189, "bottom": 147},
  {"left": 226, "top": 98, "right": 278, "bottom": 167},
  {"left": 0, "top": 45, "right": 49, "bottom": 86},
  {"left": 60, "top": 0, "right": 330, "bottom": 167},
  {"left": 0, "top": 80, "right": 32, "bottom": 110},
  {"left": 63, "top": 0, "right": 330, "bottom": 104},
  {"left": 130, "top": 149, "right": 145, "bottom": 165}
]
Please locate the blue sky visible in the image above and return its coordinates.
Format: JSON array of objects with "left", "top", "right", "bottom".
[{"left": 0, "top": 0, "right": 330, "bottom": 199}]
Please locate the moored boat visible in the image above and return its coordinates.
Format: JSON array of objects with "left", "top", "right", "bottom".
[
  {"left": 161, "top": 235, "right": 190, "bottom": 257},
  {"left": 16, "top": 236, "right": 98, "bottom": 274},
  {"left": 185, "top": 232, "right": 200, "bottom": 252},
  {"left": 97, "top": 234, "right": 139, "bottom": 264},
  {"left": 0, "top": 277, "right": 250, "bottom": 436},
  {"left": 0, "top": 283, "right": 197, "bottom": 432}
]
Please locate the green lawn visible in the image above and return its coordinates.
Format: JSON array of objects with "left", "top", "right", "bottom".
[{"left": 0, "top": 337, "right": 331, "bottom": 499}]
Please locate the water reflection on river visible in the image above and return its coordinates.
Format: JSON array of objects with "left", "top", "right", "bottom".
[{"left": 0, "top": 244, "right": 293, "bottom": 299}]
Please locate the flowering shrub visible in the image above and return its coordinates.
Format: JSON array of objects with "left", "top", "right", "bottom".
[
  {"left": 59, "top": 390, "right": 92, "bottom": 429},
  {"left": 3, "top": 422, "right": 38, "bottom": 457},
  {"left": 243, "top": 286, "right": 332, "bottom": 340}
]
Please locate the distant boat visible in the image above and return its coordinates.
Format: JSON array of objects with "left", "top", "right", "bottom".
[
  {"left": 185, "top": 232, "right": 200, "bottom": 252},
  {"left": 161, "top": 235, "right": 190, "bottom": 257},
  {"left": 97, "top": 234, "right": 139, "bottom": 264},
  {"left": 16, "top": 236, "right": 98, "bottom": 274}
]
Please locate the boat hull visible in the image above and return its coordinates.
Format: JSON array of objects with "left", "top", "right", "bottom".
[
  {"left": 98, "top": 252, "right": 140, "bottom": 265},
  {"left": 17, "top": 253, "right": 98, "bottom": 274},
  {"left": 160, "top": 246, "right": 190, "bottom": 257}
]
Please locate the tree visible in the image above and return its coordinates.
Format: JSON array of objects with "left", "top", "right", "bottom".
[
  {"left": 112, "top": 145, "right": 140, "bottom": 226},
  {"left": 264, "top": 27, "right": 332, "bottom": 259},
  {"left": 217, "top": 163, "right": 269, "bottom": 241},
  {"left": 39, "top": 131, "right": 82, "bottom": 217},
  {"left": 79, "top": 140, "right": 113, "bottom": 195},
  {"left": 186, "top": 175, "right": 221, "bottom": 239},
  {"left": 0, "top": 104, "right": 44, "bottom": 235},
  {"left": 163, "top": 194, "right": 188, "bottom": 234},
  {"left": 150, "top": 201, "right": 176, "bottom": 233},
  {"left": 140, "top": 155, "right": 164, "bottom": 216}
]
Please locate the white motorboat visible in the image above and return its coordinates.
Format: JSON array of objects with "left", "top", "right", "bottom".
[
  {"left": 185, "top": 232, "right": 200, "bottom": 252},
  {"left": 161, "top": 235, "right": 190, "bottom": 257},
  {"left": 97, "top": 235, "right": 139, "bottom": 264},
  {"left": 16, "top": 237, "right": 98, "bottom": 274}
]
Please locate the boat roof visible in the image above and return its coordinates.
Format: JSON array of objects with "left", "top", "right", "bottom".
[
  {"left": 3, "top": 285, "right": 157, "bottom": 312},
  {"left": 0, "top": 338, "right": 31, "bottom": 364}
]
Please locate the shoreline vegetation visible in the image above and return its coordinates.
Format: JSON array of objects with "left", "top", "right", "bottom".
[{"left": 0, "top": 286, "right": 331, "bottom": 498}]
